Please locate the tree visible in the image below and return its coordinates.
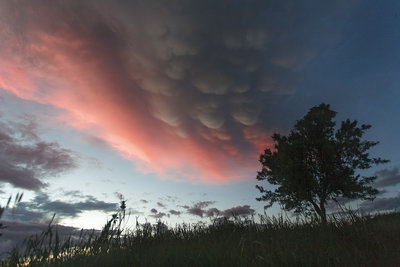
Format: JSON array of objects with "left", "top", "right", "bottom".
[{"left": 256, "top": 103, "right": 388, "bottom": 224}]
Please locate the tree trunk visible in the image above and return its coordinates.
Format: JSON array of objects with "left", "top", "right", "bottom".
[
  {"left": 309, "top": 199, "right": 327, "bottom": 225},
  {"left": 319, "top": 202, "right": 327, "bottom": 225}
]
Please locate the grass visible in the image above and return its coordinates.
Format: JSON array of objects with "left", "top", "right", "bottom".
[{"left": 1, "top": 204, "right": 399, "bottom": 267}]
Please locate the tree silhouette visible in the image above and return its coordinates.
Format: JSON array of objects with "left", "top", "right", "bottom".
[{"left": 256, "top": 103, "right": 388, "bottom": 224}]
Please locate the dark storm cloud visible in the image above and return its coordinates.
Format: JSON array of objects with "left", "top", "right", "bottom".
[
  {"left": 374, "top": 167, "right": 400, "bottom": 188},
  {"left": 5, "top": 192, "right": 118, "bottom": 222},
  {"left": 361, "top": 194, "right": 400, "bottom": 212},
  {"left": 0, "top": 117, "right": 77, "bottom": 190},
  {"left": 0, "top": 0, "right": 362, "bottom": 182}
]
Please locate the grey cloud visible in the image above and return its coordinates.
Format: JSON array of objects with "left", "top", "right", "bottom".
[
  {"left": 157, "top": 202, "right": 166, "bottom": 208},
  {"left": 185, "top": 201, "right": 254, "bottom": 218},
  {"left": 0, "top": 117, "right": 77, "bottom": 190},
  {"left": 325, "top": 196, "right": 356, "bottom": 210},
  {"left": 205, "top": 208, "right": 220, "bottom": 217},
  {"left": 6, "top": 192, "right": 118, "bottom": 222},
  {"left": 150, "top": 212, "right": 167, "bottom": 219},
  {"left": 169, "top": 209, "right": 181, "bottom": 216},
  {"left": 140, "top": 199, "right": 148, "bottom": 204},
  {"left": 378, "top": 189, "right": 388, "bottom": 195},
  {"left": 187, "top": 207, "right": 205, "bottom": 217},
  {"left": 186, "top": 201, "right": 216, "bottom": 217},
  {"left": 150, "top": 208, "right": 158, "bottom": 214},
  {"left": 0, "top": 191, "right": 117, "bottom": 254},
  {"left": 361, "top": 194, "right": 400, "bottom": 212},
  {"left": 220, "top": 205, "right": 255, "bottom": 218},
  {"left": 0, "top": 220, "right": 99, "bottom": 255},
  {"left": 107, "top": 0, "right": 355, "bottom": 152},
  {"left": 374, "top": 167, "right": 400, "bottom": 188},
  {"left": 193, "top": 201, "right": 215, "bottom": 209}
]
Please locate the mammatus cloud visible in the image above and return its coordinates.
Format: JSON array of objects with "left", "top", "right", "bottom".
[
  {"left": 0, "top": 1, "right": 355, "bottom": 183},
  {"left": 0, "top": 117, "right": 77, "bottom": 190},
  {"left": 374, "top": 167, "right": 400, "bottom": 188}
]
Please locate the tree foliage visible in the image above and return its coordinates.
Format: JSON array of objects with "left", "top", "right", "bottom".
[{"left": 256, "top": 103, "right": 388, "bottom": 223}]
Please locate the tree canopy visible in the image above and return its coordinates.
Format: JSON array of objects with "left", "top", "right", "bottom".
[{"left": 256, "top": 103, "right": 388, "bottom": 223}]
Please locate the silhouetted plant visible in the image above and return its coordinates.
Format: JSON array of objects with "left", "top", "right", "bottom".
[
  {"left": 0, "top": 193, "right": 23, "bottom": 237},
  {"left": 256, "top": 103, "right": 388, "bottom": 224},
  {"left": 3, "top": 197, "right": 399, "bottom": 266}
]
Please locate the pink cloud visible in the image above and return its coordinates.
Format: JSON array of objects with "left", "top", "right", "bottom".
[{"left": 0, "top": 2, "right": 275, "bottom": 184}]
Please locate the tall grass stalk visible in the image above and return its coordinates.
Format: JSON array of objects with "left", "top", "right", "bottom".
[{"left": 2, "top": 204, "right": 399, "bottom": 266}]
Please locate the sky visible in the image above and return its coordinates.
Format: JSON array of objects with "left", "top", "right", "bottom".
[{"left": 1, "top": 0, "right": 400, "bottom": 253}]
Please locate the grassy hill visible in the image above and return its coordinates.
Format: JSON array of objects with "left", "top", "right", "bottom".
[{"left": 2, "top": 210, "right": 400, "bottom": 266}]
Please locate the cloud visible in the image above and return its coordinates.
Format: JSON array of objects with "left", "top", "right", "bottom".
[
  {"left": 0, "top": 1, "right": 356, "bottom": 183},
  {"left": 0, "top": 117, "right": 77, "bottom": 190},
  {"left": 157, "top": 202, "right": 166, "bottom": 208},
  {"left": 150, "top": 212, "right": 167, "bottom": 219},
  {"left": 185, "top": 201, "right": 254, "bottom": 218},
  {"left": 140, "top": 199, "right": 148, "bottom": 204},
  {"left": 169, "top": 209, "right": 181, "bottom": 216},
  {"left": 361, "top": 194, "right": 400, "bottom": 212},
  {"left": 193, "top": 201, "right": 215, "bottom": 209},
  {"left": 220, "top": 205, "right": 255, "bottom": 217},
  {"left": 4, "top": 192, "right": 118, "bottom": 222},
  {"left": 186, "top": 201, "right": 216, "bottom": 217},
  {"left": 0, "top": 190, "right": 119, "bottom": 255},
  {"left": 187, "top": 201, "right": 215, "bottom": 217},
  {"left": 150, "top": 208, "right": 158, "bottom": 214},
  {"left": 374, "top": 167, "right": 400, "bottom": 188},
  {"left": 0, "top": 220, "right": 86, "bottom": 255},
  {"left": 149, "top": 207, "right": 168, "bottom": 219},
  {"left": 205, "top": 208, "right": 220, "bottom": 217},
  {"left": 187, "top": 207, "right": 205, "bottom": 217}
]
